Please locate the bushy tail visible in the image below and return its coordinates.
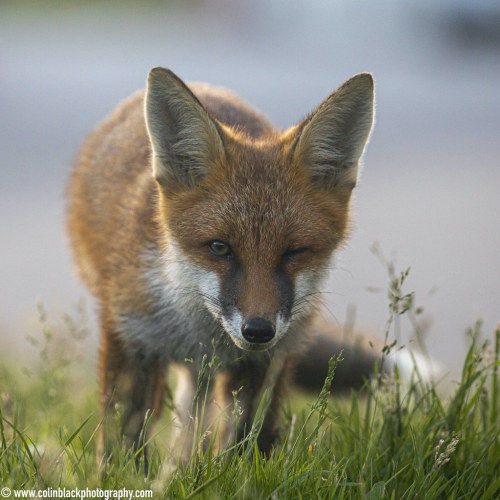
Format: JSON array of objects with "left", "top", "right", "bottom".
[
  {"left": 292, "top": 318, "right": 441, "bottom": 394},
  {"left": 292, "top": 333, "right": 380, "bottom": 393}
]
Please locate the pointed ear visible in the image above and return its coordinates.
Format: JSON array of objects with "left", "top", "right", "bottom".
[
  {"left": 292, "top": 73, "right": 374, "bottom": 194},
  {"left": 145, "top": 67, "right": 224, "bottom": 191}
]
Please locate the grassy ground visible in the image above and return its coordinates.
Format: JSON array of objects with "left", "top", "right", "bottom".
[{"left": 1, "top": 273, "right": 499, "bottom": 499}]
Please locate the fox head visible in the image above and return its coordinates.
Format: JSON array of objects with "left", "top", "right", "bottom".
[{"left": 145, "top": 67, "right": 374, "bottom": 352}]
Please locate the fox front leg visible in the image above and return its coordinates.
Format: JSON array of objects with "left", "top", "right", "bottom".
[
  {"left": 208, "top": 359, "right": 289, "bottom": 456},
  {"left": 97, "top": 324, "right": 166, "bottom": 471}
]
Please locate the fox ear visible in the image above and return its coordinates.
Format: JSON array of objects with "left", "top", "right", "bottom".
[
  {"left": 293, "top": 73, "right": 374, "bottom": 194},
  {"left": 145, "top": 67, "right": 224, "bottom": 191}
]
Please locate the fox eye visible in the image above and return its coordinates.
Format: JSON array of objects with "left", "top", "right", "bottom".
[
  {"left": 208, "top": 240, "right": 232, "bottom": 257},
  {"left": 282, "top": 247, "right": 308, "bottom": 262}
]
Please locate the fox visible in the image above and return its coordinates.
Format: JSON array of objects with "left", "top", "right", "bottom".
[{"left": 66, "top": 67, "right": 375, "bottom": 466}]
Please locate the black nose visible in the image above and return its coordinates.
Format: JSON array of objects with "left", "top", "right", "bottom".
[{"left": 241, "top": 317, "right": 275, "bottom": 344}]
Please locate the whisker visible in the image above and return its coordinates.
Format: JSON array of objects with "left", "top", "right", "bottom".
[{"left": 174, "top": 286, "right": 224, "bottom": 313}]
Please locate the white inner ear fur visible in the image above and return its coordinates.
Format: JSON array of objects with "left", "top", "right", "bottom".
[
  {"left": 144, "top": 67, "right": 224, "bottom": 188},
  {"left": 294, "top": 73, "right": 375, "bottom": 191}
]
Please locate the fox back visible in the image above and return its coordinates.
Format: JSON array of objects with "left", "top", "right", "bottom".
[{"left": 67, "top": 68, "right": 374, "bottom": 465}]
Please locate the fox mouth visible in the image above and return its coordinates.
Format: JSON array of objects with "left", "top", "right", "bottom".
[
  {"left": 221, "top": 314, "right": 287, "bottom": 352},
  {"left": 229, "top": 335, "right": 278, "bottom": 352}
]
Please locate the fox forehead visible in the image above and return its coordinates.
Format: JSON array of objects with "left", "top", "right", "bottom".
[{"left": 161, "top": 141, "right": 350, "bottom": 266}]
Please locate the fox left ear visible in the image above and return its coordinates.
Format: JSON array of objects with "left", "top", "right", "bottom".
[
  {"left": 292, "top": 73, "right": 375, "bottom": 194},
  {"left": 145, "top": 67, "right": 225, "bottom": 192}
]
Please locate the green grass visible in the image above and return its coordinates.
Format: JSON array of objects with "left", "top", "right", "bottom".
[{"left": 1, "top": 276, "right": 499, "bottom": 499}]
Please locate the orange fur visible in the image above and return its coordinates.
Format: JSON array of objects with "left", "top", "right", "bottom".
[{"left": 67, "top": 67, "right": 374, "bottom": 467}]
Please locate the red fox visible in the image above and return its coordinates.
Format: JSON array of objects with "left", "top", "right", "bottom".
[{"left": 67, "top": 67, "right": 375, "bottom": 465}]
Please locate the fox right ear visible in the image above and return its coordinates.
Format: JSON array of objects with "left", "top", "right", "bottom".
[
  {"left": 145, "top": 67, "right": 224, "bottom": 191},
  {"left": 292, "top": 73, "right": 375, "bottom": 195}
]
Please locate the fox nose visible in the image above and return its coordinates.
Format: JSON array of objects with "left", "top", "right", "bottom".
[{"left": 241, "top": 317, "right": 275, "bottom": 344}]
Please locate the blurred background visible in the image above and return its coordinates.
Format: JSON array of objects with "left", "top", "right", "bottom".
[{"left": 1, "top": 0, "right": 499, "bottom": 378}]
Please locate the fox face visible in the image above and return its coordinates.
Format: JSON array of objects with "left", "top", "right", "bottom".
[{"left": 145, "top": 68, "right": 374, "bottom": 352}]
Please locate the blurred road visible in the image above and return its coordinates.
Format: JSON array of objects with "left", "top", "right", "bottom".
[{"left": 1, "top": 0, "right": 499, "bottom": 374}]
